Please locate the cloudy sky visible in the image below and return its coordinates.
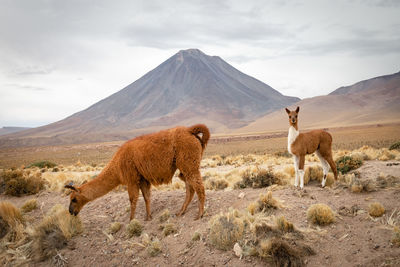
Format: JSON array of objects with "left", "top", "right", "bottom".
[{"left": 0, "top": 0, "right": 399, "bottom": 127}]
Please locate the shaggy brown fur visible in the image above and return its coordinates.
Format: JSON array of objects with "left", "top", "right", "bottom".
[
  {"left": 65, "top": 124, "right": 210, "bottom": 221},
  {"left": 285, "top": 107, "right": 337, "bottom": 188}
]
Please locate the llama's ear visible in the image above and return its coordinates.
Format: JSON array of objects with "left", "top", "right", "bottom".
[
  {"left": 285, "top": 108, "right": 290, "bottom": 114},
  {"left": 64, "top": 184, "right": 79, "bottom": 192},
  {"left": 295, "top": 106, "right": 300, "bottom": 113}
]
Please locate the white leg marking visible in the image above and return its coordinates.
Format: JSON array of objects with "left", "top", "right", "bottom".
[
  {"left": 298, "top": 169, "right": 305, "bottom": 189},
  {"left": 293, "top": 156, "right": 299, "bottom": 187},
  {"left": 316, "top": 150, "right": 329, "bottom": 188}
]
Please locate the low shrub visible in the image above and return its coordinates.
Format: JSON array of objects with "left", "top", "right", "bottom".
[
  {"left": 159, "top": 209, "right": 170, "bottom": 223},
  {"left": 208, "top": 209, "right": 246, "bottom": 250},
  {"left": 147, "top": 238, "right": 162, "bottom": 257},
  {"left": 108, "top": 222, "right": 122, "bottom": 234},
  {"left": 336, "top": 156, "right": 362, "bottom": 174},
  {"left": 350, "top": 178, "right": 376, "bottom": 193},
  {"left": 30, "top": 205, "right": 83, "bottom": 261},
  {"left": 20, "top": 199, "right": 38, "bottom": 213},
  {"left": 192, "top": 231, "right": 201, "bottom": 241},
  {"left": 275, "top": 216, "right": 294, "bottom": 232},
  {"left": 368, "top": 202, "right": 385, "bottom": 217},
  {"left": 162, "top": 223, "right": 177, "bottom": 237},
  {"left": 27, "top": 161, "right": 57, "bottom": 169},
  {"left": 0, "top": 169, "right": 45, "bottom": 196},
  {"left": 0, "top": 201, "right": 25, "bottom": 240},
  {"left": 257, "top": 238, "right": 303, "bottom": 266},
  {"left": 257, "top": 191, "right": 281, "bottom": 212},
  {"left": 389, "top": 141, "right": 400, "bottom": 151},
  {"left": 205, "top": 177, "right": 228, "bottom": 190},
  {"left": 234, "top": 168, "right": 277, "bottom": 189},
  {"left": 304, "top": 165, "right": 323, "bottom": 184},
  {"left": 307, "top": 204, "right": 335, "bottom": 225},
  {"left": 127, "top": 219, "right": 143, "bottom": 237}
]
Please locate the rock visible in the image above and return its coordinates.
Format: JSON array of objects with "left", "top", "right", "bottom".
[
  {"left": 233, "top": 243, "right": 243, "bottom": 258},
  {"left": 238, "top": 192, "right": 245, "bottom": 199}
]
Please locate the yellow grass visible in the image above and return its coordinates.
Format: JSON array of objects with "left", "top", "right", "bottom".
[
  {"left": 307, "top": 204, "right": 335, "bottom": 225},
  {"left": 368, "top": 202, "right": 385, "bottom": 217}
]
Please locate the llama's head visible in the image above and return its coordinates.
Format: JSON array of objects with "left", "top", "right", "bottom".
[
  {"left": 64, "top": 184, "right": 89, "bottom": 216},
  {"left": 285, "top": 106, "right": 300, "bottom": 126}
]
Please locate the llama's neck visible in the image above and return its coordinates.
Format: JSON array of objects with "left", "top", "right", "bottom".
[
  {"left": 79, "top": 166, "right": 120, "bottom": 201},
  {"left": 288, "top": 125, "right": 299, "bottom": 154}
]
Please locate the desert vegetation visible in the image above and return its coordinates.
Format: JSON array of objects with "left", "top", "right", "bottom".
[{"left": 0, "top": 138, "right": 399, "bottom": 265}]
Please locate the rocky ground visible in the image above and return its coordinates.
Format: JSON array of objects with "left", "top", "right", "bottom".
[{"left": 1, "top": 160, "right": 400, "bottom": 266}]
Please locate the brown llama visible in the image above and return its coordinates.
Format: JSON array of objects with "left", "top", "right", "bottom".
[
  {"left": 65, "top": 124, "right": 210, "bottom": 221},
  {"left": 285, "top": 107, "right": 337, "bottom": 189}
]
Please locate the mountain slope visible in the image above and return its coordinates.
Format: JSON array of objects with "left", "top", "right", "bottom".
[
  {"left": 1, "top": 49, "right": 299, "bottom": 147},
  {"left": 237, "top": 71, "right": 400, "bottom": 133}
]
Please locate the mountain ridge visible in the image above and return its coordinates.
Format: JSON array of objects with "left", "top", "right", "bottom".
[
  {"left": 237, "top": 71, "right": 400, "bottom": 133},
  {"left": 0, "top": 49, "right": 299, "bottom": 147}
]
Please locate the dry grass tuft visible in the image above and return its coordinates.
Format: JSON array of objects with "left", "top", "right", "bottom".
[
  {"left": 275, "top": 216, "right": 294, "bottom": 232},
  {"left": 159, "top": 209, "right": 170, "bottom": 223},
  {"left": 392, "top": 227, "right": 400, "bottom": 247},
  {"left": 350, "top": 178, "right": 376, "bottom": 193},
  {"left": 192, "top": 231, "right": 201, "bottom": 241},
  {"left": 147, "top": 238, "right": 162, "bottom": 257},
  {"left": 257, "top": 191, "right": 281, "bottom": 213},
  {"left": 20, "top": 199, "right": 38, "bottom": 213},
  {"left": 162, "top": 223, "right": 177, "bottom": 237},
  {"left": 368, "top": 202, "right": 385, "bottom": 217},
  {"left": 234, "top": 168, "right": 278, "bottom": 189},
  {"left": 304, "top": 165, "right": 323, "bottom": 185},
  {"left": 204, "top": 177, "right": 229, "bottom": 190},
  {"left": 283, "top": 165, "right": 295, "bottom": 177},
  {"left": 0, "top": 201, "right": 25, "bottom": 240},
  {"left": 389, "top": 141, "right": 400, "bottom": 151},
  {"left": 247, "top": 202, "right": 258, "bottom": 216},
  {"left": 126, "top": 219, "right": 143, "bottom": 237},
  {"left": 108, "top": 222, "right": 122, "bottom": 234},
  {"left": 257, "top": 238, "right": 303, "bottom": 266},
  {"left": 208, "top": 209, "right": 246, "bottom": 250},
  {"left": 30, "top": 205, "right": 83, "bottom": 261},
  {"left": 307, "top": 204, "right": 335, "bottom": 226},
  {"left": 336, "top": 156, "right": 362, "bottom": 174}
]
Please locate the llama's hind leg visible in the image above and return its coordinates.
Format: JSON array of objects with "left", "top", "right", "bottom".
[
  {"left": 127, "top": 182, "right": 140, "bottom": 221},
  {"left": 293, "top": 155, "right": 300, "bottom": 187},
  {"left": 180, "top": 170, "right": 205, "bottom": 220},
  {"left": 139, "top": 178, "right": 152, "bottom": 220},
  {"left": 316, "top": 150, "right": 330, "bottom": 188},
  {"left": 176, "top": 174, "right": 195, "bottom": 217}
]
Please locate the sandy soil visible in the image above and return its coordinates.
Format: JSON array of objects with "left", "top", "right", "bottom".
[{"left": 2, "top": 160, "right": 400, "bottom": 266}]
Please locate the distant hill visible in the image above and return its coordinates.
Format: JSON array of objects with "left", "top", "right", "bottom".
[
  {"left": 237, "top": 71, "right": 400, "bottom": 133},
  {"left": 0, "top": 49, "right": 299, "bottom": 147},
  {"left": 0, "top": 127, "right": 31, "bottom": 136}
]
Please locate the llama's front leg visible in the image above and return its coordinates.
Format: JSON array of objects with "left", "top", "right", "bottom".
[
  {"left": 127, "top": 183, "right": 140, "bottom": 221},
  {"left": 298, "top": 155, "right": 305, "bottom": 189},
  {"left": 293, "top": 156, "right": 299, "bottom": 187}
]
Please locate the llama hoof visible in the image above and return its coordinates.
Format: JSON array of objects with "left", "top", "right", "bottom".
[
  {"left": 145, "top": 215, "right": 153, "bottom": 221},
  {"left": 194, "top": 214, "right": 203, "bottom": 220},
  {"left": 176, "top": 212, "right": 183, "bottom": 217}
]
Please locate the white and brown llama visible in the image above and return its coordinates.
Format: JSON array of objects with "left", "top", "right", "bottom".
[{"left": 285, "top": 107, "right": 337, "bottom": 189}]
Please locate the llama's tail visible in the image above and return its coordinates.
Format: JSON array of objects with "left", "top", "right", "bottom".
[{"left": 188, "top": 124, "right": 210, "bottom": 150}]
